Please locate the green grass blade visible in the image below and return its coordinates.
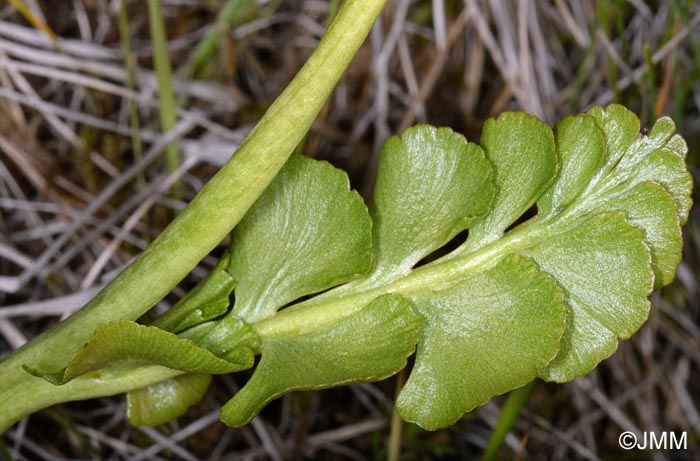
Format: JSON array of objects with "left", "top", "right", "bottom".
[
  {"left": 147, "top": 0, "right": 181, "bottom": 197},
  {"left": 118, "top": 0, "right": 148, "bottom": 236},
  {"left": 187, "top": 0, "right": 255, "bottom": 79},
  {"left": 8, "top": 0, "right": 59, "bottom": 46},
  {"left": 482, "top": 380, "right": 536, "bottom": 461}
]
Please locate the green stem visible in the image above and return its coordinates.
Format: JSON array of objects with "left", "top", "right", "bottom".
[
  {"left": 148, "top": 0, "right": 182, "bottom": 197},
  {"left": 254, "top": 217, "right": 549, "bottom": 339},
  {"left": 482, "top": 380, "right": 536, "bottom": 461},
  {"left": 0, "top": 0, "right": 387, "bottom": 434},
  {"left": 1, "top": 366, "right": 184, "bottom": 435},
  {"left": 119, "top": 0, "right": 149, "bottom": 238},
  {"left": 387, "top": 369, "right": 406, "bottom": 461}
]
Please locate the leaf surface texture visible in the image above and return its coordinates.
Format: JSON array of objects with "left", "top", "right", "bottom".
[{"left": 29, "top": 106, "right": 691, "bottom": 431}]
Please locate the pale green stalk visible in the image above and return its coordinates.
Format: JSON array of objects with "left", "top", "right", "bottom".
[
  {"left": 482, "top": 380, "right": 536, "bottom": 461},
  {"left": 387, "top": 369, "right": 406, "bottom": 461},
  {"left": 0, "top": 0, "right": 387, "bottom": 433},
  {"left": 187, "top": 0, "right": 253, "bottom": 78},
  {"left": 147, "top": 0, "right": 181, "bottom": 196},
  {"left": 119, "top": 0, "right": 147, "bottom": 221}
]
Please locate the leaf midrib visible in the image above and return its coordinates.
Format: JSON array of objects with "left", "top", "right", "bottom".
[{"left": 252, "top": 216, "right": 552, "bottom": 339}]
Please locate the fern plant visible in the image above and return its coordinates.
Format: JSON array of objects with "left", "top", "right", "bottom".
[
  {"left": 21, "top": 104, "right": 695, "bottom": 431},
  {"left": 0, "top": 0, "right": 692, "bottom": 436}
]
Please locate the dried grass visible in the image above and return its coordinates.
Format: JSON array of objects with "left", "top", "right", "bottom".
[{"left": 1, "top": 0, "right": 698, "bottom": 459}]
